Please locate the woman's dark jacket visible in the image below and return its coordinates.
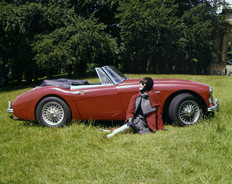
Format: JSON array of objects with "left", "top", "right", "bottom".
[{"left": 126, "top": 90, "right": 164, "bottom": 132}]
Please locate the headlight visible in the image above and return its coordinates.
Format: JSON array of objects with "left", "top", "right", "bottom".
[
  {"left": 209, "top": 86, "right": 213, "bottom": 103},
  {"left": 209, "top": 86, "right": 213, "bottom": 96}
]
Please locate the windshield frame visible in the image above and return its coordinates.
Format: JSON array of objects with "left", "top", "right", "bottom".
[
  {"left": 102, "top": 66, "right": 127, "bottom": 85},
  {"left": 95, "top": 66, "right": 127, "bottom": 85}
]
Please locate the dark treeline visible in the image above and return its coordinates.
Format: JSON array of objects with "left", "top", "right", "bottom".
[{"left": 0, "top": 0, "right": 230, "bottom": 86}]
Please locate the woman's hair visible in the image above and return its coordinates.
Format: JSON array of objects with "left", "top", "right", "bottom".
[{"left": 140, "top": 77, "right": 154, "bottom": 92}]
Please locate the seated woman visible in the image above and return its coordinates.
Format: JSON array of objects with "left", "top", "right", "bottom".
[{"left": 105, "top": 77, "right": 164, "bottom": 138}]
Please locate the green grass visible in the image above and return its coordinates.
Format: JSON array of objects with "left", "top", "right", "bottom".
[{"left": 0, "top": 74, "right": 232, "bottom": 184}]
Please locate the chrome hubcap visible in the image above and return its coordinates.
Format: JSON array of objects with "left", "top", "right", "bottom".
[
  {"left": 178, "top": 100, "right": 200, "bottom": 125},
  {"left": 42, "top": 102, "right": 64, "bottom": 125}
]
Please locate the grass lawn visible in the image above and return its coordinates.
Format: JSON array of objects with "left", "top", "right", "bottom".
[{"left": 0, "top": 74, "right": 231, "bottom": 184}]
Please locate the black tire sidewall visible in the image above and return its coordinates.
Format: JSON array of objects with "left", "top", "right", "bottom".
[
  {"left": 36, "top": 97, "right": 71, "bottom": 127},
  {"left": 169, "top": 93, "right": 201, "bottom": 126}
]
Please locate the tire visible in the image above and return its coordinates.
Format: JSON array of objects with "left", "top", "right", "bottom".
[
  {"left": 169, "top": 93, "right": 201, "bottom": 126},
  {"left": 36, "top": 97, "right": 71, "bottom": 127}
]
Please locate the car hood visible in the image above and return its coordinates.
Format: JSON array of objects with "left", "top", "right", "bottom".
[{"left": 122, "top": 78, "right": 207, "bottom": 86}]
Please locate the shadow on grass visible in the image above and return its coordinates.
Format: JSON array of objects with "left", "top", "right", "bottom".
[
  {"left": 22, "top": 121, "right": 41, "bottom": 127},
  {"left": 70, "top": 120, "right": 125, "bottom": 129},
  {"left": 21, "top": 119, "right": 125, "bottom": 129},
  {"left": 0, "top": 83, "right": 39, "bottom": 93},
  {"left": 20, "top": 111, "right": 215, "bottom": 129},
  {"left": 20, "top": 119, "right": 185, "bottom": 129}
]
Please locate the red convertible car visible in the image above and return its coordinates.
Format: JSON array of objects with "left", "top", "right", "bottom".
[{"left": 7, "top": 66, "right": 219, "bottom": 127}]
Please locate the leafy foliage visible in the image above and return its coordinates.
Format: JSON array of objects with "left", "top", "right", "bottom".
[
  {"left": 117, "top": 0, "right": 229, "bottom": 73},
  {"left": 0, "top": 0, "right": 230, "bottom": 85},
  {"left": 33, "top": 16, "right": 118, "bottom": 77}
]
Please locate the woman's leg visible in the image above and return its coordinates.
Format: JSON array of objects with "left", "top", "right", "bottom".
[{"left": 104, "top": 124, "right": 130, "bottom": 138}]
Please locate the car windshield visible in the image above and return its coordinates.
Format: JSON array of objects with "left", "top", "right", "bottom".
[{"left": 102, "top": 66, "right": 127, "bottom": 84}]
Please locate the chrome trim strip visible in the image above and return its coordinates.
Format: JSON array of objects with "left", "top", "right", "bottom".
[{"left": 70, "top": 84, "right": 113, "bottom": 90}]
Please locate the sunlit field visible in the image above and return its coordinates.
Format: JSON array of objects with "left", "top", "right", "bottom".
[{"left": 0, "top": 74, "right": 231, "bottom": 184}]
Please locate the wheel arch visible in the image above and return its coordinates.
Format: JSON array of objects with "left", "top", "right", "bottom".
[
  {"left": 34, "top": 95, "right": 72, "bottom": 121},
  {"left": 163, "top": 90, "right": 207, "bottom": 120}
]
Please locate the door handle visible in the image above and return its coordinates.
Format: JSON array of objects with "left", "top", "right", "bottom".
[{"left": 73, "top": 91, "right": 85, "bottom": 95}]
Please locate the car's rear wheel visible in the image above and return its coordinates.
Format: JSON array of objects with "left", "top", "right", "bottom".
[
  {"left": 36, "top": 97, "right": 71, "bottom": 127},
  {"left": 169, "top": 93, "right": 201, "bottom": 126}
]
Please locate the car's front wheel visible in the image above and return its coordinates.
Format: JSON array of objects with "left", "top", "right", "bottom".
[
  {"left": 169, "top": 93, "right": 201, "bottom": 126},
  {"left": 36, "top": 97, "right": 71, "bottom": 127}
]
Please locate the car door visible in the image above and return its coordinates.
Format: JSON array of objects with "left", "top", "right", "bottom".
[{"left": 72, "top": 84, "right": 126, "bottom": 120}]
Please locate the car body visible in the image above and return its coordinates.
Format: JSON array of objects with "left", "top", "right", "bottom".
[{"left": 7, "top": 66, "right": 219, "bottom": 127}]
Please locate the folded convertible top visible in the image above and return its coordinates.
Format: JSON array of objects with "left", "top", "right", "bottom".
[{"left": 40, "top": 78, "right": 88, "bottom": 89}]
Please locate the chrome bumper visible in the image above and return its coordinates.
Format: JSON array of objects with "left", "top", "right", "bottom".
[
  {"left": 208, "top": 98, "right": 219, "bottom": 112},
  {"left": 7, "top": 101, "right": 14, "bottom": 113}
]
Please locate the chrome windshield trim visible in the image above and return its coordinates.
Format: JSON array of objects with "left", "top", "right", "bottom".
[
  {"left": 102, "top": 66, "right": 126, "bottom": 85},
  {"left": 95, "top": 67, "right": 114, "bottom": 85}
]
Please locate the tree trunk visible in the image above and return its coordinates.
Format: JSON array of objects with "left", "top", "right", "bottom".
[
  {"left": 77, "top": 61, "right": 87, "bottom": 77},
  {"left": 73, "top": 63, "right": 78, "bottom": 79},
  {"left": 47, "top": 68, "right": 53, "bottom": 79},
  {"left": 67, "top": 65, "right": 73, "bottom": 78}
]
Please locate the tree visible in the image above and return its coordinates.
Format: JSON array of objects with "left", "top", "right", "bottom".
[
  {"left": 117, "top": 0, "right": 229, "bottom": 74},
  {"left": 33, "top": 16, "right": 118, "bottom": 78},
  {"left": 0, "top": 0, "right": 230, "bottom": 86},
  {"left": 0, "top": 0, "right": 119, "bottom": 84},
  {"left": 0, "top": 2, "right": 45, "bottom": 84}
]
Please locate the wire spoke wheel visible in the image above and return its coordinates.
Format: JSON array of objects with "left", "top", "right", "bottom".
[
  {"left": 36, "top": 97, "right": 71, "bottom": 127},
  {"left": 169, "top": 93, "right": 202, "bottom": 126},
  {"left": 178, "top": 100, "right": 200, "bottom": 125},
  {"left": 42, "top": 102, "right": 64, "bottom": 125}
]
